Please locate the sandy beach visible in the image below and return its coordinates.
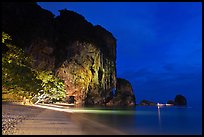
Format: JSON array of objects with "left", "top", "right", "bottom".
[{"left": 2, "top": 102, "right": 126, "bottom": 135}]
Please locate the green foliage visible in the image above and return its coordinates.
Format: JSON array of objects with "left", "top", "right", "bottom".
[
  {"left": 2, "top": 32, "right": 12, "bottom": 43},
  {"left": 35, "top": 70, "right": 66, "bottom": 101},
  {"left": 2, "top": 32, "right": 40, "bottom": 97},
  {"left": 2, "top": 32, "right": 66, "bottom": 102}
]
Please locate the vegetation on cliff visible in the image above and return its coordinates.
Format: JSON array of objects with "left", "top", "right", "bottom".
[{"left": 2, "top": 32, "right": 66, "bottom": 103}]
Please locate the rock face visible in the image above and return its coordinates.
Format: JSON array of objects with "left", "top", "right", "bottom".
[
  {"left": 56, "top": 41, "right": 116, "bottom": 105},
  {"left": 107, "top": 78, "right": 136, "bottom": 106},
  {"left": 174, "top": 94, "right": 187, "bottom": 106},
  {"left": 2, "top": 2, "right": 119, "bottom": 106}
]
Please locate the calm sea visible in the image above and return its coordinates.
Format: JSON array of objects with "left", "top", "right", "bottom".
[{"left": 76, "top": 105, "right": 202, "bottom": 135}]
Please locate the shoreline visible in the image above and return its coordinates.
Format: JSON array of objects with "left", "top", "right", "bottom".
[
  {"left": 2, "top": 102, "right": 126, "bottom": 135},
  {"left": 2, "top": 102, "right": 196, "bottom": 135}
]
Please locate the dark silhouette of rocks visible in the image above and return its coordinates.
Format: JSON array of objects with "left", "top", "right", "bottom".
[
  {"left": 107, "top": 78, "right": 136, "bottom": 106},
  {"left": 174, "top": 94, "right": 187, "bottom": 106},
  {"left": 167, "top": 100, "right": 175, "bottom": 105},
  {"left": 139, "top": 100, "right": 156, "bottom": 106},
  {"left": 2, "top": 2, "right": 54, "bottom": 49},
  {"left": 2, "top": 2, "right": 134, "bottom": 106}
]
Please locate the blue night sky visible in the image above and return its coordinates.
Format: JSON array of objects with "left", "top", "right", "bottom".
[{"left": 38, "top": 2, "right": 202, "bottom": 106}]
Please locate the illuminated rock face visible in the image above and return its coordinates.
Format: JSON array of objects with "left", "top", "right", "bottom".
[
  {"left": 56, "top": 41, "right": 116, "bottom": 105},
  {"left": 53, "top": 10, "right": 117, "bottom": 106},
  {"left": 2, "top": 2, "right": 117, "bottom": 106}
]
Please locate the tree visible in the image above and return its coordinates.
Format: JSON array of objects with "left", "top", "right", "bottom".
[
  {"left": 2, "top": 32, "right": 41, "bottom": 98},
  {"left": 2, "top": 32, "right": 66, "bottom": 103},
  {"left": 35, "top": 70, "right": 66, "bottom": 102}
]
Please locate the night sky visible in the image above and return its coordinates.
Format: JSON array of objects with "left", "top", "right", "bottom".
[{"left": 38, "top": 2, "right": 202, "bottom": 106}]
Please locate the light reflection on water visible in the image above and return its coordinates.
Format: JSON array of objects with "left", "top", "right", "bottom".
[
  {"left": 157, "top": 107, "right": 162, "bottom": 133},
  {"left": 72, "top": 106, "right": 202, "bottom": 135}
]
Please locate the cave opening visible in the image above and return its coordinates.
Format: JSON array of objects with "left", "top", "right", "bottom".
[{"left": 68, "top": 96, "right": 75, "bottom": 104}]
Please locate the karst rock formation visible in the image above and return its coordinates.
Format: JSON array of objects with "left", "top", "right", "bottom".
[{"left": 2, "top": 2, "right": 135, "bottom": 106}]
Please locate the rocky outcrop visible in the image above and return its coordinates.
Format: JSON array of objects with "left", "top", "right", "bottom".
[
  {"left": 2, "top": 2, "right": 120, "bottom": 106},
  {"left": 56, "top": 41, "right": 116, "bottom": 105},
  {"left": 2, "top": 2, "right": 55, "bottom": 72},
  {"left": 139, "top": 100, "right": 156, "bottom": 106},
  {"left": 167, "top": 100, "right": 175, "bottom": 105},
  {"left": 53, "top": 10, "right": 117, "bottom": 105},
  {"left": 107, "top": 78, "right": 136, "bottom": 106},
  {"left": 174, "top": 94, "right": 187, "bottom": 106},
  {"left": 26, "top": 40, "right": 55, "bottom": 70}
]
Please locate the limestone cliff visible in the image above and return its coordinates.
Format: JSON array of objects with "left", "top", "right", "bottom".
[
  {"left": 2, "top": 2, "right": 117, "bottom": 106},
  {"left": 107, "top": 78, "right": 136, "bottom": 106}
]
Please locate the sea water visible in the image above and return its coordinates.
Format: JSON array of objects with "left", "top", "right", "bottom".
[{"left": 75, "top": 105, "right": 202, "bottom": 135}]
